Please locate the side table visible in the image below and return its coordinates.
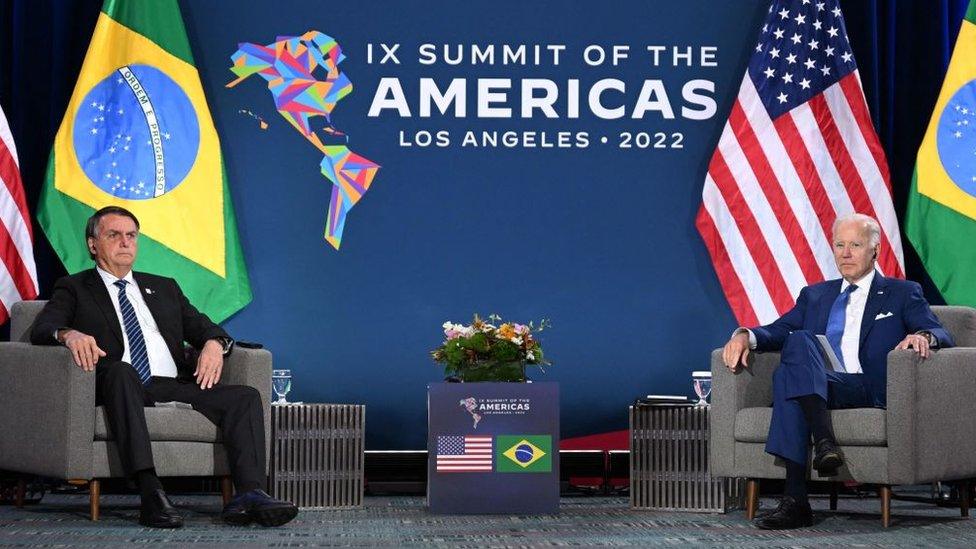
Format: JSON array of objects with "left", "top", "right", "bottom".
[
  {"left": 630, "top": 404, "right": 743, "bottom": 512},
  {"left": 269, "top": 403, "right": 365, "bottom": 509}
]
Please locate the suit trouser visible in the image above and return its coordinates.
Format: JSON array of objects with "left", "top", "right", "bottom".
[
  {"left": 95, "top": 361, "right": 266, "bottom": 492},
  {"left": 765, "top": 330, "right": 877, "bottom": 465}
]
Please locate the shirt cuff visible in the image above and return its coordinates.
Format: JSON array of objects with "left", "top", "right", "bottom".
[{"left": 732, "top": 327, "right": 757, "bottom": 349}]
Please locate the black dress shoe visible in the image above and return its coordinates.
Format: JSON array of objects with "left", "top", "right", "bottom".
[
  {"left": 752, "top": 496, "right": 813, "bottom": 529},
  {"left": 139, "top": 488, "right": 183, "bottom": 528},
  {"left": 222, "top": 489, "right": 298, "bottom": 527},
  {"left": 812, "top": 438, "right": 843, "bottom": 475}
]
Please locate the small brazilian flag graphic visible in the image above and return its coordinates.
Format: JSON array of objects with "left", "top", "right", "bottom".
[{"left": 496, "top": 435, "right": 552, "bottom": 473}]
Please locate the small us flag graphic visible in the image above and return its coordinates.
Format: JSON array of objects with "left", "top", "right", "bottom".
[{"left": 436, "top": 435, "right": 493, "bottom": 472}]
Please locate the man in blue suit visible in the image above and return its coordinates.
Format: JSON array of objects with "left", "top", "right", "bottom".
[{"left": 722, "top": 213, "right": 953, "bottom": 529}]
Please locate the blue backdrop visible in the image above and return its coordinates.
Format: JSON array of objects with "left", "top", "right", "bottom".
[{"left": 0, "top": 0, "right": 969, "bottom": 449}]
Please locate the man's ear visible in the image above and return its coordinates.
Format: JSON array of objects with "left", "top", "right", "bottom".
[{"left": 87, "top": 237, "right": 96, "bottom": 255}]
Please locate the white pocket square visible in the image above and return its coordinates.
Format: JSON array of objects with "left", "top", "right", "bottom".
[{"left": 874, "top": 311, "right": 893, "bottom": 320}]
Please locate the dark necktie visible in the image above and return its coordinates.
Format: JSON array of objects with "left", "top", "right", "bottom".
[
  {"left": 113, "top": 280, "right": 152, "bottom": 385},
  {"left": 825, "top": 284, "right": 857, "bottom": 369}
]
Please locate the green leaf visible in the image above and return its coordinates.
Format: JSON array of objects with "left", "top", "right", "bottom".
[
  {"left": 493, "top": 340, "right": 519, "bottom": 362},
  {"left": 463, "top": 332, "right": 489, "bottom": 353},
  {"left": 443, "top": 341, "right": 466, "bottom": 364}
]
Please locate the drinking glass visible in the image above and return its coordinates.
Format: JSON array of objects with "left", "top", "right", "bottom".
[
  {"left": 692, "top": 371, "right": 712, "bottom": 407},
  {"left": 272, "top": 369, "right": 292, "bottom": 405}
]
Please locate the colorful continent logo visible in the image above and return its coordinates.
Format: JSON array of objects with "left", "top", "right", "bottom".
[
  {"left": 936, "top": 79, "right": 976, "bottom": 198},
  {"left": 227, "top": 31, "right": 380, "bottom": 249},
  {"left": 73, "top": 64, "right": 200, "bottom": 200},
  {"left": 459, "top": 397, "right": 482, "bottom": 429}
]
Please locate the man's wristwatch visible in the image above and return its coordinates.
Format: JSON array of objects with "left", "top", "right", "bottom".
[
  {"left": 212, "top": 337, "right": 235, "bottom": 356},
  {"left": 917, "top": 331, "right": 937, "bottom": 347}
]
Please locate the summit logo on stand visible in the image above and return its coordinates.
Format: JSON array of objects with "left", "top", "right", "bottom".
[{"left": 458, "top": 397, "right": 533, "bottom": 428}]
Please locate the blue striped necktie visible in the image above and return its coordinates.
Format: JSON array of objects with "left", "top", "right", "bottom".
[
  {"left": 825, "top": 284, "right": 857, "bottom": 369},
  {"left": 113, "top": 280, "right": 152, "bottom": 385}
]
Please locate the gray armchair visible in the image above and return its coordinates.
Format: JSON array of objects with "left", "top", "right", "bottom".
[
  {"left": 710, "top": 305, "right": 976, "bottom": 527},
  {"left": 0, "top": 301, "right": 272, "bottom": 520}
]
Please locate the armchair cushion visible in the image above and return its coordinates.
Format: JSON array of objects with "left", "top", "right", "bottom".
[
  {"left": 734, "top": 407, "right": 887, "bottom": 445},
  {"left": 94, "top": 406, "right": 220, "bottom": 443}
]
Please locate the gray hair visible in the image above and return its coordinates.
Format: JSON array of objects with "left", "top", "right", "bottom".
[{"left": 832, "top": 213, "right": 881, "bottom": 247}]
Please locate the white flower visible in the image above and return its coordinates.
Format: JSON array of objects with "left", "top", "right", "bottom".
[
  {"left": 460, "top": 326, "right": 476, "bottom": 337},
  {"left": 511, "top": 336, "right": 523, "bottom": 345},
  {"left": 527, "top": 351, "right": 535, "bottom": 361},
  {"left": 442, "top": 321, "right": 455, "bottom": 330}
]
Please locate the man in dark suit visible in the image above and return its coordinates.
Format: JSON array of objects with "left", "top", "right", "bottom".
[
  {"left": 31, "top": 206, "right": 297, "bottom": 528},
  {"left": 722, "top": 213, "right": 953, "bottom": 529}
]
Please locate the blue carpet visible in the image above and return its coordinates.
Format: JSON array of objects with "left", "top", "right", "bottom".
[{"left": 2, "top": 494, "right": 976, "bottom": 547}]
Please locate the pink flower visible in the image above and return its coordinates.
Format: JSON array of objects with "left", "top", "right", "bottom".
[
  {"left": 443, "top": 321, "right": 463, "bottom": 339},
  {"left": 513, "top": 323, "right": 530, "bottom": 335}
]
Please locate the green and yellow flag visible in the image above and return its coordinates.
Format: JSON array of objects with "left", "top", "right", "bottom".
[
  {"left": 906, "top": 1, "right": 976, "bottom": 307},
  {"left": 496, "top": 435, "right": 552, "bottom": 473},
  {"left": 40, "top": 0, "right": 250, "bottom": 322}
]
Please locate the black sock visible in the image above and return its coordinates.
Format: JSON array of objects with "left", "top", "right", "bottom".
[
  {"left": 784, "top": 458, "right": 809, "bottom": 505},
  {"left": 136, "top": 469, "right": 163, "bottom": 500},
  {"left": 796, "top": 394, "right": 834, "bottom": 443}
]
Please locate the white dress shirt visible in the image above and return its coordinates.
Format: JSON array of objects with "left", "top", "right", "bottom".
[
  {"left": 96, "top": 267, "right": 178, "bottom": 378},
  {"left": 734, "top": 270, "right": 876, "bottom": 375},
  {"left": 836, "top": 270, "right": 875, "bottom": 374}
]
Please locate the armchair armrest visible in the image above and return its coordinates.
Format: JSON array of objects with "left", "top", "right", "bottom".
[
  {"left": 886, "top": 347, "right": 976, "bottom": 484},
  {"left": 709, "top": 348, "right": 780, "bottom": 477},
  {"left": 220, "top": 347, "right": 272, "bottom": 471},
  {"left": 0, "top": 343, "right": 95, "bottom": 479}
]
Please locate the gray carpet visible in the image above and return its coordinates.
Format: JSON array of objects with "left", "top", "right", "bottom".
[{"left": 2, "top": 494, "right": 976, "bottom": 547}]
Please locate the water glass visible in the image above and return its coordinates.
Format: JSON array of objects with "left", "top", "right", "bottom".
[
  {"left": 692, "top": 371, "right": 712, "bottom": 407},
  {"left": 272, "top": 369, "right": 292, "bottom": 405}
]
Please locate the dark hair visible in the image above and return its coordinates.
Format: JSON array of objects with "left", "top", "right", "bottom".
[{"left": 85, "top": 206, "right": 140, "bottom": 259}]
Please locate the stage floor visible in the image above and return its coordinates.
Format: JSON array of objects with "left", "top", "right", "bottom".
[{"left": 2, "top": 494, "right": 976, "bottom": 547}]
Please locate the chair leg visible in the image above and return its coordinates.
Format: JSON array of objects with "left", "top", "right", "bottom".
[
  {"left": 745, "top": 479, "right": 759, "bottom": 520},
  {"left": 960, "top": 480, "right": 971, "bottom": 518},
  {"left": 89, "top": 479, "right": 100, "bottom": 522},
  {"left": 15, "top": 479, "right": 26, "bottom": 507},
  {"left": 220, "top": 476, "right": 234, "bottom": 506},
  {"left": 829, "top": 482, "right": 838, "bottom": 511},
  {"left": 880, "top": 485, "right": 891, "bottom": 528}
]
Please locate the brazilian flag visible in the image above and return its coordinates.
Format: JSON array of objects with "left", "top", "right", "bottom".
[
  {"left": 40, "top": 0, "right": 250, "bottom": 321},
  {"left": 496, "top": 435, "right": 552, "bottom": 473},
  {"left": 905, "top": 0, "right": 976, "bottom": 307}
]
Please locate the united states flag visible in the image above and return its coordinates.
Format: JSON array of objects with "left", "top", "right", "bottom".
[
  {"left": 696, "top": 0, "right": 904, "bottom": 326},
  {"left": 0, "top": 104, "right": 38, "bottom": 324},
  {"left": 436, "top": 435, "right": 493, "bottom": 472}
]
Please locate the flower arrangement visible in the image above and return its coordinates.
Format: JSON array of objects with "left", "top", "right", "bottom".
[{"left": 431, "top": 314, "right": 551, "bottom": 382}]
